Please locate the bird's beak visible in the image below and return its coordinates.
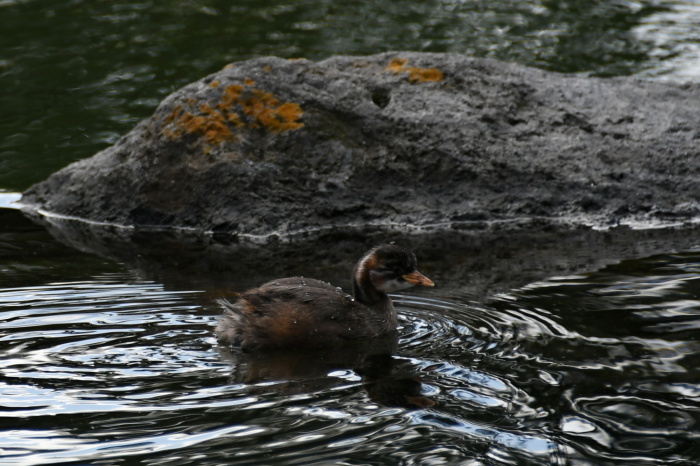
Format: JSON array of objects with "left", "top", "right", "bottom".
[{"left": 402, "top": 270, "right": 435, "bottom": 287}]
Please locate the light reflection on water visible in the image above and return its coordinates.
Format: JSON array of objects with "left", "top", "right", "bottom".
[
  {"left": 634, "top": 0, "right": 700, "bottom": 81},
  {"left": 1, "top": 240, "right": 700, "bottom": 463},
  {"left": 2, "top": 0, "right": 700, "bottom": 460}
]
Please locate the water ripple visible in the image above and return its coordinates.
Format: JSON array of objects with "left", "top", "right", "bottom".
[{"left": 1, "top": 249, "right": 699, "bottom": 463}]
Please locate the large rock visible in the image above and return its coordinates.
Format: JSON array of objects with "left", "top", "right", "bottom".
[{"left": 20, "top": 52, "right": 700, "bottom": 239}]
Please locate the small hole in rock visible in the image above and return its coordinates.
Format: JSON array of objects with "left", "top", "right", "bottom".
[{"left": 371, "top": 89, "right": 391, "bottom": 108}]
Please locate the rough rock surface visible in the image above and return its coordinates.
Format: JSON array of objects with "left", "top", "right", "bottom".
[{"left": 20, "top": 52, "right": 700, "bottom": 238}]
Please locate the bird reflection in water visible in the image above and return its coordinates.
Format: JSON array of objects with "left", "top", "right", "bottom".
[{"left": 218, "top": 336, "right": 435, "bottom": 409}]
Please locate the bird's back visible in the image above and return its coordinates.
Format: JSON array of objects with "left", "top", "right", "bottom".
[{"left": 216, "top": 277, "right": 387, "bottom": 350}]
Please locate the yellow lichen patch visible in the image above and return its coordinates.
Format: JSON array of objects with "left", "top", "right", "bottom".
[
  {"left": 386, "top": 58, "right": 409, "bottom": 73},
  {"left": 237, "top": 89, "right": 304, "bottom": 132},
  {"left": 219, "top": 84, "right": 244, "bottom": 108},
  {"left": 263, "top": 66, "right": 272, "bottom": 73},
  {"left": 406, "top": 66, "right": 443, "bottom": 83},
  {"left": 209, "top": 80, "right": 220, "bottom": 88},
  {"left": 226, "top": 111, "right": 244, "bottom": 128},
  {"left": 275, "top": 102, "right": 304, "bottom": 130},
  {"left": 217, "top": 85, "right": 245, "bottom": 128},
  {"left": 161, "top": 79, "right": 304, "bottom": 148},
  {"left": 175, "top": 105, "right": 233, "bottom": 145},
  {"left": 385, "top": 57, "right": 444, "bottom": 83},
  {"left": 198, "top": 103, "right": 233, "bottom": 144},
  {"left": 164, "top": 105, "right": 184, "bottom": 126},
  {"left": 238, "top": 90, "right": 275, "bottom": 121},
  {"left": 254, "top": 101, "right": 304, "bottom": 132}
]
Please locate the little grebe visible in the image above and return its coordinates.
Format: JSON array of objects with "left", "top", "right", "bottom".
[{"left": 215, "top": 244, "right": 434, "bottom": 350}]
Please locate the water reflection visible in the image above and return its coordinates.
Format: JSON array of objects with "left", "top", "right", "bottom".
[
  {"left": 220, "top": 341, "right": 435, "bottom": 410},
  {"left": 485, "top": 249, "right": 700, "bottom": 462},
  {"left": 2, "top": 202, "right": 700, "bottom": 463},
  {"left": 634, "top": 0, "right": 700, "bottom": 81}
]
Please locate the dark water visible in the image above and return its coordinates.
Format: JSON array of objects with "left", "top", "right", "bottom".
[
  {"left": 2, "top": 199, "right": 700, "bottom": 464},
  {"left": 2, "top": 0, "right": 700, "bottom": 464}
]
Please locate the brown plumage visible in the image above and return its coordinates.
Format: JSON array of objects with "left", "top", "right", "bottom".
[{"left": 215, "top": 244, "right": 434, "bottom": 351}]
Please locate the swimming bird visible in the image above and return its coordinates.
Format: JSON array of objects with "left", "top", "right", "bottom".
[{"left": 215, "top": 244, "right": 434, "bottom": 351}]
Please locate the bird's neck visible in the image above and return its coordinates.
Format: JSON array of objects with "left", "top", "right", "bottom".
[
  {"left": 352, "top": 264, "right": 398, "bottom": 332},
  {"left": 352, "top": 276, "right": 389, "bottom": 308}
]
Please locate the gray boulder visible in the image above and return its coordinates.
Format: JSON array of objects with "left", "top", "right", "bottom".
[{"left": 20, "top": 52, "right": 700, "bottom": 239}]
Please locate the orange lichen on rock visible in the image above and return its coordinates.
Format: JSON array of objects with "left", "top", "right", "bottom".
[
  {"left": 275, "top": 102, "right": 304, "bottom": 129},
  {"left": 198, "top": 103, "right": 233, "bottom": 144},
  {"left": 220, "top": 84, "right": 244, "bottom": 107},
  {"left": 238, "top": 89, "right": 304, "bottom": 132},
  {"left": 209, "top": 80, "right": 220, "bottom": 88},
  {"left": 385, "top": 57, "right": 444, "bottom": 83},
  {"left": 407, "top": 67, "right": 443, "bottom": 83},
  {"left": 163, "top": 105, "right": 183, "bottom": 126},
  {"left": 217, "top": 85, "right": 245, "bottom": 128},
  {"left": 163, "top": 103, "right": 233, "bottom": 145},
  {"left": 161, "top": 79, "right": 304, "bottom": 147},
  {"left": 386, "top": 58, "right": 409, "bottom": 73}
]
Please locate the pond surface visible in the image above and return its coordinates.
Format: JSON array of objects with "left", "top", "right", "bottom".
[
  {"left": 2, "top": 0, "right": 700, "bottom": 463},
  {"left": 2, "top": 199, "right": 699, "bottom": 464}
]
